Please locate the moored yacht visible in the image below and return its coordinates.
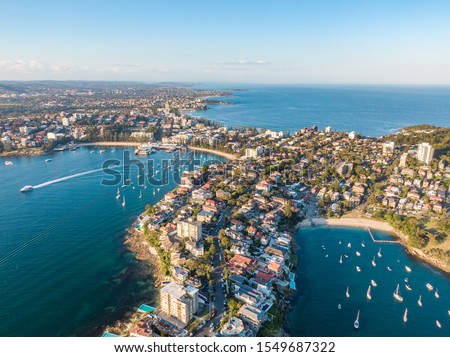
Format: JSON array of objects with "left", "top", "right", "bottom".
[
  {"left": 403, "top": 308, "right": 408, "bottom": 323},
  {"left": 393, "top": 284, "right": 403, "bottom": 302},
  {"left": 435, "top": 288, "right": 439, "bottom": 299},
  {"left": 371, "top": 279, "right": 377, "bottom": 287},
  {"left": 405, "top": 284, "right": 412, "bottom": 291},
  {"left": 354, "top": 310, "right": 360, "bottom": 330},
  {"left": 372, "top": 256, "right": 376, "bottom": 267},
  {"left": 377, "top": 248, "right": 382, "bottom": 258},
  {"left": 436, "top": 320, "right": 442, "bottom": 329},
  {"left": 405, "top": 266, "right": 412, "bottom": 273},
  {"left": 356, "top": 266, "right": 361, "bottom": 272},
  {"left": 366, "top": 285, "right": 372, "bottom": 300},
  {"left": 346, "top": 286, "right": 350, "bottom": 298},
  {"left": 418, "top": 295, "right": 422, "bottom": 307},
  {"left": 339, "top": 255, "right": 343, "bottom": 264},
  {"left": 5, "top": 160, "right": 13, "bottom": 166},
  {"left": 426, "top": 283, "right": 434, "bottom": 291}
]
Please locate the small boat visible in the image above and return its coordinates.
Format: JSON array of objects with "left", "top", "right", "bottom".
[
  {"left": 20, "top": 185, "right": 33, "bottom": 193},
  {"left": 122, "top": 196, "right": 126, "bottom": 207},
  {"left": 5, "top": 160, "right": 13, "bottom": 166},
  {"left": 393, "top": 284, "right": 403, "bottom": 302},
  {"left": 155, "top": 170, "right": 160, "bottom": 174},
  {"left": 348, "top": 243, "right": 351, "bottom": 248},
  {"left": 418, "top": 295, "right": 422, "bottom": 307},
  {"left": 99, "top": 149, "right": 105, "bottom": 153},
  {"left": 405, "top": 284, "right": 412, "bottom": 291},
  {"left": 356, "top": 266, "right": 361, "bottom": 272},
  {"left": 356, "top": 251, "right": 361, "bottom": 257},
  {"left": 157, "top": 188, "right": 160, "bottom": 192},
  {"left": 139, "top": 190, "right": 142, "bottom": 199},
  {"left": 344, "top": 254, "right": 348, "bottom": 258},
  {"left": 372, "top": 256, "right": 376, "bottom": 267},
  {"left": 339, "top": 255, "right": 343, "bottom": 264},
  {"left": 387, "top": 266, "right": 392, "bottom": 272},
  {"left": 338, "top": 304, "right": 342, "bottom": 310},
  {"left": 404, "top": 278, "right": 408, "bottom": 283},
  {"left": 45, "top": 159, "right": 52, "bottom": 162},
  {"left": 354, "top": 310, "right": 360, "bottom": 330},
  {"left": 403, "top": 308, "right": 408, "bottom": 323},
  {"left": 447, "top": 310, "right": 450, "bottom": 316},
  {"left": 361, "top": 242, "right": 365, "bottom": 248},
  {"left": 111, "top": 149, "right": 115, "bottom": 153},
  {"left": 371, "top": 280, "right": 377, "bottom": 287},
  {"left": 435, "top": 289, "right": 439, "bottom": 299},
  {"left": 116, "top": 188, "right": 120, "bottom": 200},
  {"left": 90, "top": 150, "right": 95, "bottom": 154},
  {"left": 325, "top": 254, "right": 329, "bottom": 258},
  {"left": 339, "top": 241, "right": 342, "bottom": 245},
  {"left": 436, "top": 320, "right": 442, "bottom": 329},
  {"left": 346, "top": 286, "right": 350, "bottom": 298},
  {"left": 322, "top": 245, "right": 326, "bottom": 251},
  {"left": 405, "top": 266, "right": 412, "bottom": 273},
  {"left": 366, "top": 285, "right": 372, "bottom": 300},
  {"left": 426, "top": 283, "right": 433, "bottom": 291},
  {"left": 377, "top": 248, "right": 382, "bottom": 258}
]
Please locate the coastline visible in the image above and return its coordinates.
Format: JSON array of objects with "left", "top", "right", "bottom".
[
  {"left": 79, "top": 142, "right": 141, "bottom": 147},
  {"left": 187, "top": 146, "right": 237, "bottom": 160},
  {"left": 298, "top": 217, "right": 450, "bottom": 274}
]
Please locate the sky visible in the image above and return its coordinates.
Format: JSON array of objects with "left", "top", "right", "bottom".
[{"left": 1, "top": 0, "right": 450, "bottom": 84}]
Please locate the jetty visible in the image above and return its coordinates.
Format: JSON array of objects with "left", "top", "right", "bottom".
[{"left": 366, "top": 227, "right": 400, "bottom": 244}]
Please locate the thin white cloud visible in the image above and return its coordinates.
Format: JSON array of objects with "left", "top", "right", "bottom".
[{"left": 223, "top": 59, "right": 270, "bottom": 65}]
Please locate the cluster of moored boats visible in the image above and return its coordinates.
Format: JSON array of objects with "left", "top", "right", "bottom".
[{"left": 327, "top": 240, "right": 447, "bottom": 330}]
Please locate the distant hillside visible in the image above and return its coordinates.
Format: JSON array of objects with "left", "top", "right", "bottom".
[{"left": 383, "top": 124, "right": 450, "bottom": 159}]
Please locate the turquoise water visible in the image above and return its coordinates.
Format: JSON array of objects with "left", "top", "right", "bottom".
[
  {"left": 286, "top": 227, "right": 450, "bottom": 336},
  {"left": 192, "top": 85, "right": 450, "bottom": 137},
  {"left": 0, "top": 147, "right": 222, "bottom": 336}
]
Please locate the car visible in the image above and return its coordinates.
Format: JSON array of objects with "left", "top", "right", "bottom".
[{"left": 210, "top": 323, "right": 214, "bottom": 328}]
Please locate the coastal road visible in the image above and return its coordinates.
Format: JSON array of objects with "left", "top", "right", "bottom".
[{"left": 195, "top": 207, "right": 231, "bottom": 336}]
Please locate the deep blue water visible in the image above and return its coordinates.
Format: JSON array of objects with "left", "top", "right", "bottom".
[
  {"left": 192, "top": 85, "right": 450, "bottom": 136},
  {"left": 0, "top": 147, "right": 222, "bottom": 336},
  {"left": 286, "top": 227, "right": 450, "bottom": 336}
]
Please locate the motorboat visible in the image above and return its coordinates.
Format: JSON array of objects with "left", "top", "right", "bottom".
[{"left": 20, "top": 185, "right": 33, "bottom": 193}]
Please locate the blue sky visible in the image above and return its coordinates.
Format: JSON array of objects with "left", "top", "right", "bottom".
[{"left": 1, "top": 0, "right": 449, "bottom": 83}]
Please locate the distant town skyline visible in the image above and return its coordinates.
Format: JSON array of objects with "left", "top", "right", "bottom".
[{"left": 1, "top": 0, "right": 450, "bottom": 84}]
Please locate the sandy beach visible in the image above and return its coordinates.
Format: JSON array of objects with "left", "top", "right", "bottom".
[
  {"left": 310, "top": 217, "right": 395, "bottom": 233},
  {"left": 187, "top": 146, "right": 237, "bottom": 160}
]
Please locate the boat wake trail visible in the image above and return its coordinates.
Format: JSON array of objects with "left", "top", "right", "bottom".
[{"left": 33, "top": 168, "right": 105, "bottom": 189}]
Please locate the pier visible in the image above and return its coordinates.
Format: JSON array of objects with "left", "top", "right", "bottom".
[{"left": 367, "top": 227, "right": 401, "bottom": 244}]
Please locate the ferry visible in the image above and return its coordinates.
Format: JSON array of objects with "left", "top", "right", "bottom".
[
  {"left": 405, "top": 266, "right": 412, "bottom": 273},
  {"left": 354, "top": 310, "right": 360, "bottom": 330},
  {"left": 393, "top": 284, "right": 403, "bottom": 302},
  {"left": 426, "top": 283, "right": 434, "bottom": 291},
  {"left": 371, "top": 280, "right": 377, "bottom": 287},
  {"left": 418, "top": 295, "right": 422, "bottom": 307},
  {"left": 5, "top": 160, "right": 13, "bottom": 166},
  {"left": 20, "top": 185, "right": 33, "bottom": 193}
]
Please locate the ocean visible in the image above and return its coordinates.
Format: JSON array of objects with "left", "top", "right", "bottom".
[
  {"left": 286, "top": 227, "right": 449, "bottom": 336},
  {"left": 191, "top": 85, "right": 450, "bottom": 137},
  {"left": 0, "top": 147, "right": 222, "bottom": 336}
]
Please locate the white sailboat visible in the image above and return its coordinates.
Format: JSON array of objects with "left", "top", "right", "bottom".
[
  {"left": 356, "top": 266, "right": 361, "bottom": 272},
  {"left": 116, "top": 188, "right": 120, "bottom": 200},
  {"left": 377, "top": 248, "right": 382, "bottom": 258},
  {"left": 405, "top": 284, "right": 412, "bottom": 291},
  {"left": 418, "top": 295, "right": 422, "bottom": 307},
  {"left": 426, "top": 283, "right": 433, "bottom": 291},
  {"left": 387, "top": 266, "right": 392, "bottom": 271},
  {"left": 366, "top": 285, "right": 372, "bottom": 300},
  {"left": 393, "top": 284, "right": 403, "bottom": 302},
  {"left": 348, "top": 243, "right": 351, "bottom": 248},
  {"left": 436, "top": 320, "right": 442, "bottom": 329},
  {"left": 122, "top": 196, "right": 126, "bottom": 207},
  {"left": 338, "top": 304, "right": 342, "bottom": 310},
  {"left": 339, "top": 255, "right": 343, "bottom": 264},
  {"left": 405, "top": 266, "right": 412, "bottom": 273},
  {"left": 371, "top": 280, "right": 377, "bottom": 287},
  {"left": 139, "top": 190, "right": 142, "bottom": 199},
  {"left": 354, "top": 310, "right": 360, "bottom": 330},
  {"left": 361, "top": 241, "right": 365, "bottom": 248},
  {"left": 403, "top": 308, "right": 408, "bottom": 323},
  {"left": 372, "top": 256, "right": 376, "bottom": 267},
  {"left": 346, "top": 286, "right": 350, "bottom": 298},
  {"left": 356, "top": 251, "right": 361, "bottom": 257},
  {"left": 435, "top": 289, "right": 439, "bottom": 299}
]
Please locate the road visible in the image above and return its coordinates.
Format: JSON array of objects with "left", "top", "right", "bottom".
[{"left": 195, "top": 206, "right": 231, "bottom": 336}]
